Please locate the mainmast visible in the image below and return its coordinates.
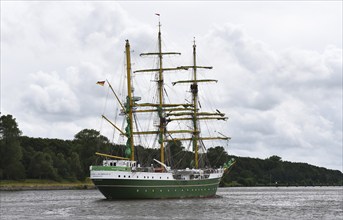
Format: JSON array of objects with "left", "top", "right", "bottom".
[
  {"left": 134, "top": 18, "right": 188, "bottom": 169},
  {"left": 157, "top": 21, "right": 165, "bottom": 166}
]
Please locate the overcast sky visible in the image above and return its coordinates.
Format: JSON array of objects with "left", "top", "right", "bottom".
[{"left": 1, "top": 1, "right": 342, "bottom": 171}]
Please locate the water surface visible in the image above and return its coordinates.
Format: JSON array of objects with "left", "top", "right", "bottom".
[{"left": 1, "top": 187, "right": 342, "bottom": 219}]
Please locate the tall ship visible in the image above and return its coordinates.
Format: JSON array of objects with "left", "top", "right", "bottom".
[{"left": 90, "top": 20, "right": 235, "bottom": 199}]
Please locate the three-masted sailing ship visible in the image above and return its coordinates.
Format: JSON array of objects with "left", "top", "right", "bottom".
[{"left": 90, "top": 20, "right": 235, "bottom": 199}]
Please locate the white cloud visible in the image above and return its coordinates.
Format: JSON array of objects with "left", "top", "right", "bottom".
[
  {"left": 1, "top": 1, "right": 342, "bottom": 171},
  {"left": 200, "top": 23, "right": 342, "bottom": 171},
  {"left": 25, "top": 70, "right": 80, "bottom": 115}
]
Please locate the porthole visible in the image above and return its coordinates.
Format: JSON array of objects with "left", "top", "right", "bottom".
[{"left": 118, "top": 175, "right": 121, "bottom": 178}]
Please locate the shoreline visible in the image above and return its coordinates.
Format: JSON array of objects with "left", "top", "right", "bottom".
[
  {"left": 1, "top": 179, "right": 341, "bottom": 191},
  {"left": 0, "top": 179, "right": 96, "bottom": 191},
  {"left": 0, "top": 185, "right": 96, "bottom": 191}
]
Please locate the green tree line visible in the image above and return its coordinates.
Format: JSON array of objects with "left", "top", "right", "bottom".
[{"left": 1, "top": 114, "right": 342, "bottom": 186}]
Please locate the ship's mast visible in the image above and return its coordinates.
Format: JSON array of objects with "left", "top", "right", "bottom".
[
  {"left": 157, "top": 21, "right": 165, "bottom": 166},
  {"left": 191, "top": 40, "right": 200, "bottom": 169},
  {"left": 171, "top": 40, "right": 230, "bottom": 169},
  {"left": 125, "top": 40, "right": 135, "bottom": 161},
  {"left": 134, "top": 18, "right": 188, "bottom": 170},
  {"left": 100, "top": 40, "right": 136, "bottom": 161}
]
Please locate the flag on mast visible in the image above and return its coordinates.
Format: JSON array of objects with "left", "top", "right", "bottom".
[
  {"left": 96, "top": 81, "right": 105, "bottom": 86},
  {"left": 155, "top": 13, "right": 160, "bottom": 16}
]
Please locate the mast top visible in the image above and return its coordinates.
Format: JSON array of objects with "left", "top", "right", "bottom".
[{"left": 155, "top": 13, "right": 161, "bottom": 33}]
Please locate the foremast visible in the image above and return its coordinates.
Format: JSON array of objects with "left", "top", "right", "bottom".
[
  {"left": 125, "top": 40, "right": 135, "bottom": 161},
  {"left": 99, "top": 40, "right": 136, "bottom": 161}
]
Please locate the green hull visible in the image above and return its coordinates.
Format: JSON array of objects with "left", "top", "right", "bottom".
[{"left": 92, "top": 178, "right": 221, "bottom": 199}]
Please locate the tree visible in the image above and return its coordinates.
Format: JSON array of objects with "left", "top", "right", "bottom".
[
  {"left": 268, "top": 155, "right": 282, "bottom": 162},
  {"left": 53, "top": 153, "right": 70, "bottom": 179},
  {"left": 0, "top": 115, "right": 25, "bottom": 179},
  {"left": 206, "top": 146, "right": 229, "bottom": 168},
  {"left": 74, "top": 129, "right": 111, "bottom": 179},
  {"left": 27, "top": 151, "right": 58, "bottom": 180},
  {"left": 67, "top": 152, "right": 83, "bottom": 180}
]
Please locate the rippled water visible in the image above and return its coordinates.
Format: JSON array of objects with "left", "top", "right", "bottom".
[{"left": 1, "top": 187, "right": 342, "bottom": 219}]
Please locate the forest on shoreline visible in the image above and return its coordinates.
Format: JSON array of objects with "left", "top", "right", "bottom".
[{"left": 1, "top": 114, "right": 342, "bottom": 186}]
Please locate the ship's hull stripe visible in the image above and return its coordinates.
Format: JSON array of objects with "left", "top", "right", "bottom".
[{"left": 97, "top": 182, "right": 219, "bottom": 188}]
